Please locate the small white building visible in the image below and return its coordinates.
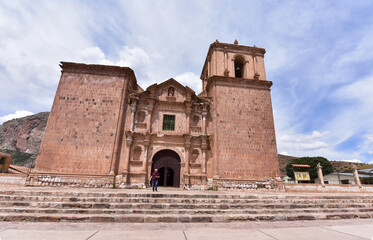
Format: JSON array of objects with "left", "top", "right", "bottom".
[
  {"left": 315, "top": 173, "right": 356, "bottom": 185},
  {"left": 315, "top": 171, "right": 373, "bottom": 185}
]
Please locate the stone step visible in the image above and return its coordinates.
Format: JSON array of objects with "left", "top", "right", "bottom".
[
  {"left": 0, "top": 211, "right": 370, "bottom": 223},
  {"left": 1, "top": 190, "right": 372, "bottom": 200},
  {"left": 0, "top": 201, "right": 372, "bottom": 209},
  {"left": 1, "top": 206, "right": 372, "bottom": 215},
  {"left": 1, "top": 195, "right": 373, "bottom": 204},
  {"left": 1, "top": 188, "right": 373, "bottom": 223}
]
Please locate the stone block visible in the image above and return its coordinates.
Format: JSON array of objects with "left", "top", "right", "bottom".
[{"left": 160, "top": 216, "right": 178, "bottom": 223}]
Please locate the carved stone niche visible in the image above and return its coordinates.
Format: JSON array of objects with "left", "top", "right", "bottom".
[
  {"left": 131, "top": 146, "right": 143, "bottom": 164},
  {"left": 136, "top": 111, "right": 145, "bottom": 122},
  {"left": 166, "top": 87, "right": 176, "bottom": 102},
  {"left": 191, "top": 115, "right": 201, "bottom": 132},
  {"left": 168, "top": 87, "right": 175, "bottom": 96},
  {"left": 135, "top": 110, "right": 147, "bottom": 129},
  {"left": 190, "top": 149, "right": 201, "bottom": 167}
]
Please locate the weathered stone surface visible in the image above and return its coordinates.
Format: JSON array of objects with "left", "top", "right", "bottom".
[
  {"left": 117, "top": 215, "right": 144, "bottom": 223},
  {"left": 160, "top": 216, "right": 178, "bottom": 223},
  {"left": 191, "top": 216, "right": 212, "bottom": 222},
  {"left": 0, "top": 188, "right": 372, "bottom": 223},
  {"left": 297, "top": 215, "right": 316, "bottom": 220},
  {"left": 144, "top": 216, "right": 159, "bottom": 223}
]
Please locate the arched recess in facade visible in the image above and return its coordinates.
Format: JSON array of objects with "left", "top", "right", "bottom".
[{"left": 151, "top": 149, "right": 181, "bottom": 187}]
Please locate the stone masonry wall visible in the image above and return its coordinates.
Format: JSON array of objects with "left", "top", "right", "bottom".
[
  {"left": 209, "top": 78, "right": 280, "bottom": 180},
  {"left": 36, "top": 69, "right": 131, "bottom": 175}
]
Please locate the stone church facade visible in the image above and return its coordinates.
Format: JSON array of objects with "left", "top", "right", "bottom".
[{"left": 31, "top": 41, "right": 280, "bottom": 189}]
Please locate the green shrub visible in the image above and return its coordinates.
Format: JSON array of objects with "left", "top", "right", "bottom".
[{"left": 286, "top": 157, "right": 333, "bottom": 180}]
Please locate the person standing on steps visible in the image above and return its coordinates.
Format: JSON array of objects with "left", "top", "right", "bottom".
[{"left": 151, "top": 169, "right": 160, "bottom": 192}]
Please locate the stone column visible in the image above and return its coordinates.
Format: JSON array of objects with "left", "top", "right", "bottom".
[
  {"left": 122, "top": 132, "right": 133, "bottom": 182},
  {"left": 184, "top": 135, "right": 191, "bottom": 187},
  {"left": 201, "top": 135, "right": 208, "bottom": 174},
  {"left": 252, "top": 55, "right": 257, "bottom": 75},
  {"left": 252, "top": 54, "right": 260, "bottom": 80},
  {"left": 352, "top": 165, "right": 362, "bottom": 187},
  {"left": 316, "top": 163, "right": 325, "bottom": 187},
  {"left": 202, "top": 104, "right": 208, "bottom": 135},
  {"left": 142, "top": 141, "right": 150, "bottom": 173},
  {"left": 244, "top": 60, "right": 249, "bottom": 79},
  {"left": 224, "top": 52, "right": 229, "bottom": 76},
  {"left": 130, "top": 99, "right": 137, "bottom": 131},
  {"left": 146, "top": 99, "right": 155, "bottom": 133},
  {"left": 185, "top": 102, "right": 192, "bottom": 134}
]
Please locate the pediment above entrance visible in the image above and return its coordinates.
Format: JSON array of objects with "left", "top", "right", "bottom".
[{"left": 142, "top": 78, "right": 195, "bottom": 103}]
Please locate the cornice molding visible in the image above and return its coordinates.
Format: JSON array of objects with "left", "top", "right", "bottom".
[
  {"left": 205, "top": 76, "right": 273, "bottom": 92},
  {"left": 60, "top": 62, "right": 136, "bottom": 79}
]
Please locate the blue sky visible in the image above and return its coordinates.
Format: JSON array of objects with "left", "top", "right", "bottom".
[{"left": 1, "top": 0, "right": 373, "bottom": 164}]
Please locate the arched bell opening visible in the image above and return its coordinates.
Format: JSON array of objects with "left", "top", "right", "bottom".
[{"left": 234, "top": 55, "right": 246, "bottom": 78}]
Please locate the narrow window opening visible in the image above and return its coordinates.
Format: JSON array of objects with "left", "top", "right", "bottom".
[{"left": 162, "top": 115, "right": 175, "bottom": 131}]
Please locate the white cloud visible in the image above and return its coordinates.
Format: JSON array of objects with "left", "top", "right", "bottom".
[
  {"left": 0, "top": 1, "right": 95, "bottom": 115},
  {"left": 368, "top": 161, "right": 373, "bottom": 164},
  {"left": 300, "top": 141, "right": 329, "bottom": 151},
  {"left": 174, "top": 72, "right": 201, "bottom": 94},
  {"left": 277, "top": 130, "right": 331, "bottom": 156},
  {"left": 78, "top": 47, "right": 106, "bottom": 64},
  {"left": 280, "top": 131, "right": 330, "bottom": 143},
  {"left": 338, "top": 159, "right": 362, "bottom": 163},
  {"left": 0, "top": 110, "right": 34, "bottom": 124}
]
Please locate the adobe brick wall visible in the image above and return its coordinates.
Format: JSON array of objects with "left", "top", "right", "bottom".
[
  {"left": 207, "top": 77, "right": 280, "bottom": 180},
  {"left": 35, "top": 63, "right": 136, "bottom": 175}
]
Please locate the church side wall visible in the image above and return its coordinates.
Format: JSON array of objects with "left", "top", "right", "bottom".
[
  {"left": 36, "top": 72, "right": 130, "bottom": 175},
  {"left": 209, "top": 79, "right": 280, "bottom": 180}
]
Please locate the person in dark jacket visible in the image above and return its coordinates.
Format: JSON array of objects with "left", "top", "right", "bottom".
[{"left": 151, "top": 169, "right": 160, "bottom": 192}]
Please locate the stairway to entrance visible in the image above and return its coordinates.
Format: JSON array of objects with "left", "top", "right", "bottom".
[{"left": 0, "top": 187, "right": 372, "bottom": 223}]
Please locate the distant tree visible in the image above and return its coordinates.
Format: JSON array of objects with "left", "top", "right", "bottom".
[{"left": 286, "top": 157, "right": 333, "bottom": 181}]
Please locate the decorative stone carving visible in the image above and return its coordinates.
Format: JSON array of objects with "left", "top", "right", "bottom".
[
  {"left": 168, "top": 87, "right": 175, "bottom": 97},
  {"left": 132, "top": 146, "right": 142, "bottom": 161},
  {"left": 136, "top": 111, "right": 146, "bottom": 123}
]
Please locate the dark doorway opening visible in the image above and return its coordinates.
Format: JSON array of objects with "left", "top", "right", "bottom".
[{"left": 151, "top": 150, "right": 181, "bottom": 187}]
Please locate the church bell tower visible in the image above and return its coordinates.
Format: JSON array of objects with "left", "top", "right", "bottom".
[{"left": 200, "top": 40, "right": 280, "bottom": 184}]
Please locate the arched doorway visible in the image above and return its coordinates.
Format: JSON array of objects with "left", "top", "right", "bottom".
[{"left": 151, "top": 149, "right": 181, "bottom": 187}]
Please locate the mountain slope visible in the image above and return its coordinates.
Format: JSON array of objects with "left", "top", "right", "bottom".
[{"left": 0, "top": 112, "right": 49, "bottom": 166}]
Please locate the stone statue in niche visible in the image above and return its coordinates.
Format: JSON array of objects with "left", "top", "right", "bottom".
[{"left": 168, "top": 87, "right": 175, "bottom": 97}]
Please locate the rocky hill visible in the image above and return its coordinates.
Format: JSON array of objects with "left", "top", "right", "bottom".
[{"left": 0, "top": 112, "right": 49, "bottom": 166}]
